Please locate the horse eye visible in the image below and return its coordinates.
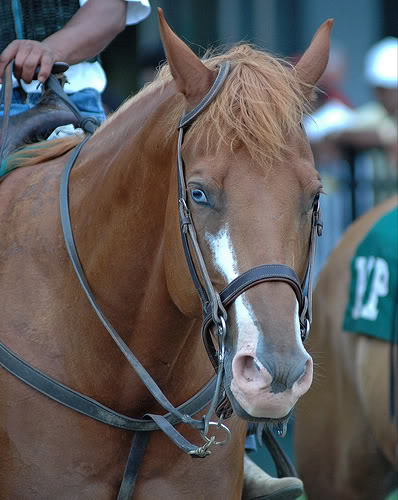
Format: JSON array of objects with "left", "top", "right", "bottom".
[{"left": 191, "top": 189, "right": 208, "bottom": 204}]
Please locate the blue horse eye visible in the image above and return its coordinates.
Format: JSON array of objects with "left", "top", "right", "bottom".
[{"left": 191, "top": 189, "right": 208, "bottom": 204}]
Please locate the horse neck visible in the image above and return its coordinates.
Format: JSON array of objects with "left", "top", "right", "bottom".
[
  {"left": 65, "top": 82, "right": 211, "bottom": 406},
  {"left": 71, "top": 82, "right": 175, "bottom": 290}
]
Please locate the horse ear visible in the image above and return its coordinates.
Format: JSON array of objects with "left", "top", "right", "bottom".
[
  {"left": 295, "top": 19, "right": 333, "bottom": 95},
  {"left": 158, "top": 8, "right": 216, "bottom": 109}
]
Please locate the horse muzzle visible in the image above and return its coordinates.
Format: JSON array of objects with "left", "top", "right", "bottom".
[{"left": 228, "top": 351, "right": 313, "bottom": 420}]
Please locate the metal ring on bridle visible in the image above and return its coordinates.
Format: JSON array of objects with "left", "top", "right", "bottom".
[
  {"left": 217, "top": 315, "right": 227, "bottom": 338},
  {"left": 201, "top": 421, "right": 232, "bottom": 446}
]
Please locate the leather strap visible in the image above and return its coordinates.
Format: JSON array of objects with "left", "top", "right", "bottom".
[
  {"left": 219, "top": 264, "right": 303, "bottom": 310},
  {"left": 0, "top": 340, "right": 216, "bottom": 432},
  {"left": 117, "top": 433, "right": 150, "bottom": 500},
  {"left": 259, "top": 425, "right": 298, "bottom": 478},
  {"left": 178, "top": 62, "right": 231, "bottom": 129},
  {"left": 144, "top": 414, "right": 209, "bottom": 455},
  {"left": 176, "top": 62, "right": 231, "bottom": 313},
  {"left": 59, "top": 140, "right": 214, "bottom": 434},
  {"left": 0, "top": 60, "right": 230, "bottom": 455},
  {"left": 0, "top": 62, "right": 13, "bottom": 166},
  {"left": 201, "top": 264, "right": 305, "bottom": 369}
]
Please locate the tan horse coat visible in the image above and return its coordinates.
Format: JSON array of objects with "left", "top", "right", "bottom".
[{"left": 296, "top": 195, "right": 398, "bottom": 500}]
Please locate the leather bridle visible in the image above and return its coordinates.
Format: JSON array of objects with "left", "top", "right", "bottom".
[
  {"left": 0, "top": 61, "right": 322, "bottom": 499},
  {"left": 176, "top": 62, "right": 323, "bottom": 382}
]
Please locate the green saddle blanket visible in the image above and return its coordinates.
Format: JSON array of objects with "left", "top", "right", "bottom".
[{"left": 344, "top": 205, "right": 398, "bottom": 343}]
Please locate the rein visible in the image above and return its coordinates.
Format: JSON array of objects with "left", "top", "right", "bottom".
[
  {"left": 0, "top": 62, "right": 13, "bottom": 167},
  {"left": 0, "top": 61, "right": 322, "bottom": 498}
]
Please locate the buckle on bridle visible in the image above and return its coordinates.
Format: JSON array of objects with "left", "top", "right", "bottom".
[
  {"left": 299, "top": 296, "right": 311, "bottom": 342},
  {"left": 301, "top": 318, "right": 310, "bottom": 342},
  {"left": 178, "top": 198, "right": 192, "bottom": 232},
  {"left": 216, "top": 315, "right": 227, "bottom": 363},
  {"left": 313, "top": 200, "right": 323, "bottom": 237}
]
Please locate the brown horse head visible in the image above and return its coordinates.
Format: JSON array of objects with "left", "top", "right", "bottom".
[{"left": 160, "top": 11, "right": 332, "bottom": 422}]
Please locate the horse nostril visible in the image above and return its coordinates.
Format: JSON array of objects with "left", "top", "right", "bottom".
[
  {"left": 269, "top": 354, "right": 312, "bottom": 393},
  {"left": 232, "top": 354, "right": 272, "bottom": 389},
  {"left": 297, "top": 358, "right": 312, "bottom": 385},
  {"left": 239, "top": 356, "right": 259, "bottom": 382}
]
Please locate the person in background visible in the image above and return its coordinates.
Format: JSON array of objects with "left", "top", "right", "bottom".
[
  {"left": 302, "top": 46, "right": 355, "bottom": 278},
  {"left": 332, "top": 37, "right": 398, "bottom": 205},
  {"left": 305, "top": 38, "right": 398, "bottom": 279},
  {"left": 303, "top": 45, "right": 354, "bottom": 163},
  {"left": 0, "top": 0, "right": 151, "bottom": 123}
]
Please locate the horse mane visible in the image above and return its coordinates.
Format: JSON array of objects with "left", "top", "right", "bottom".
[
  {"left": 154, "top": 43, "right": 313, "bottom": 166},
  {"left": 8, "top": 43, "right": 312, "bottom": 170},
  {"left": 6, "top": 135, "right": 84, "bottom": 170}
]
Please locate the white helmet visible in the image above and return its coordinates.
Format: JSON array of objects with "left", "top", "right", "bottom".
[{"left": 364, "top": 37, "right": 398, "bottom": 88}]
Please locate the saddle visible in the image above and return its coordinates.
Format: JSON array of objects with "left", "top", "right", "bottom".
[{"left": 0, "top": 62, "right": 79, "bottom": 161}]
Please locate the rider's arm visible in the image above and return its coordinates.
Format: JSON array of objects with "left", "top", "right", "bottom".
[{"left": 0, "top": 0, "right": 127, "bottom": 84}]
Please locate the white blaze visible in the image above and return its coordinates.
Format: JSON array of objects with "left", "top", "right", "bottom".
[
  {"left": 206, "top": 225, "right": 305, "bottom": 355},
  {"left": 205, "top": 225, "right": 261, "bottom": 352}
]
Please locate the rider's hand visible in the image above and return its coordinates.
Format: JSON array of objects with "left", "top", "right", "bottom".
[{"left": 0, "top": 39, "right": 59, "bottom": 84}]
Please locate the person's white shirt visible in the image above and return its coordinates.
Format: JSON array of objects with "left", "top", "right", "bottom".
[{"left": 19, "top": 0, "right": 151, "bottom": 94}]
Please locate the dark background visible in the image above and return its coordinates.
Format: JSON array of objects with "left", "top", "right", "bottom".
[{"left": 101, "top": 0, "right": 397, "bottom": 112}]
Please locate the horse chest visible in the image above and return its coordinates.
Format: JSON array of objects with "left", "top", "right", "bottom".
[{"left": 0, "top": 385, "right": 130, "bottom": 498}]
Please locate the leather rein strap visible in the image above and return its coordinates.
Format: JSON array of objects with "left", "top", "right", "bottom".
[{"left": 0, "top": 62, "right": 13, "bottom": 166}]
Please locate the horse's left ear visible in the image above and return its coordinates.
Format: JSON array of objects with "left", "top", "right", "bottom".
[
  {"left": 158, "top": 8, "right": 216, "bottom": 110},
  {"left": 295, "top": 19, "right": 333, "bottom": 95}
]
